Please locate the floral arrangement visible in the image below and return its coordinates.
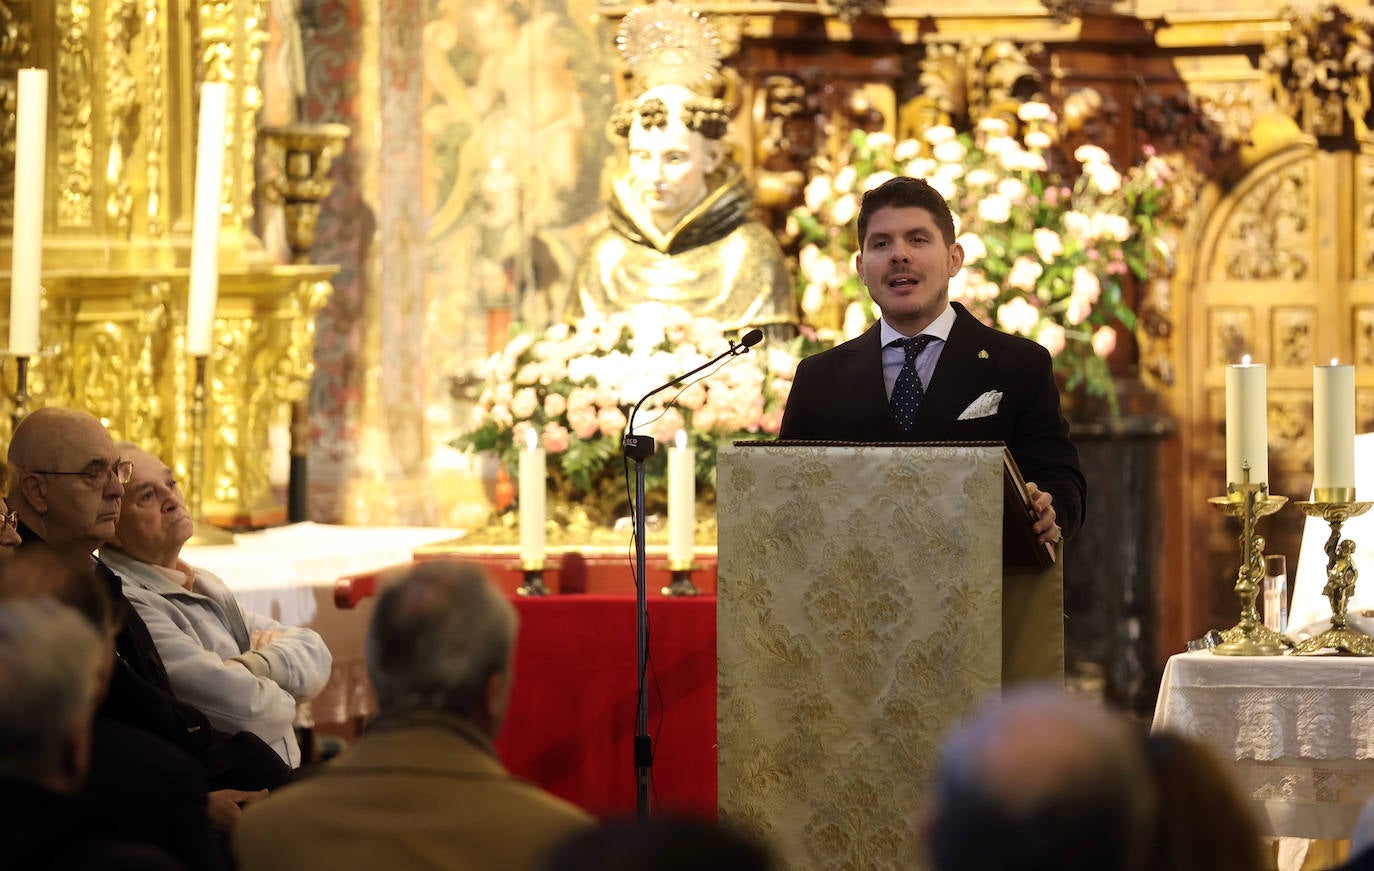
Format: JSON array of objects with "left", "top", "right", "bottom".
[
  {"left": 456, "top": 305, "right": 803, "bottom": 521},
  {"left": 789, "top": 107, "right": 1172, "bottom": 407}
]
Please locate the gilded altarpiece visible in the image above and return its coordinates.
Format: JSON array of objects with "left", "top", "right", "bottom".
[{"left": 1, "top": 0, "right": 334, "bottom": 525}]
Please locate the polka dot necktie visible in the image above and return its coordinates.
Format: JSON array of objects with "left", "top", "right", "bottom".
[{"left": 890, "top": 335, "right": 935, "bottom": 433}]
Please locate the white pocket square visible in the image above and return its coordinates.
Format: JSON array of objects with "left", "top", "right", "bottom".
[{"left": 958, "top": 390, "right": 1003, "bottom": 420}]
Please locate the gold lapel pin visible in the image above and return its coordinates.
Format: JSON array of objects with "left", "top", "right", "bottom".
[{"left": 978, "top": 350, "right": 989, "bottom": 359}]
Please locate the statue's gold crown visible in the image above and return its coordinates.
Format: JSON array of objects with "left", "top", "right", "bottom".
[{"left": 617, "top": 0, "right": 722, "bottom": 92}]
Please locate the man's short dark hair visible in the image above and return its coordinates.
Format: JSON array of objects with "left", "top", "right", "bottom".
[{"left": 857, "top": 176, "right": 957, "bottom": 248}]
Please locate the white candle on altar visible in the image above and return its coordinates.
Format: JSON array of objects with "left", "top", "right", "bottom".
[
  {"left": 1225, "top": 356, "right": 1268, "bottom": 487},
  {"left": 186, "top": 82, "right": 228, "bottom": 357},
  {"left": 9, "top": 69, "right": 47, "bottom": 356},
  {"left": 668, "top": 430, "right": 695, "bottom": 567},
  {"left": 1314, "top": 359, "right": 1355, "bottom": 494},
  {"left": 518, "top": 427, "right": 546, "bottom": 566}
]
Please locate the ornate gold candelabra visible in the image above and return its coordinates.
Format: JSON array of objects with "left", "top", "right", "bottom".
[
  {"left": 1292, "top": 489, "right": 1374, "bottom": 655},
  {"left": 1207, "top": 464, "right": 1291, "bottom": 656},
  {"left": 187, "top": 354, "right": 235, "bottom": 545}
]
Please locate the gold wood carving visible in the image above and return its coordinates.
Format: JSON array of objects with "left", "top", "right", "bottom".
[
  {"left": 1, "top": 1, "right": 32, "bottom": 226},
  {"left": 1362, "top": 152, "right": 1374, "bottom": 278},
  {"left": 1209, "top": 308, "right": 1252, "bottom": 366},
  {"left": 105, "top": 0, "right": 140, "bottom": 235},
  {"left": 55, "top": 0, "right": 93, "bottom": 228},
  {"left": 143, "top": 0, "right": 165, "bottom": 236},
  {"left": 1262, "top": 4, "right": 1374, "bottom": 141},
  {"left": 1272, "top": 307, "right": 1315, "bottom": 368},
  {"left": 902, "top": 40, "right": 1043, "bottom": 141},
  {"left": 1356, "top": 307, "right": 1374, "bottom": 367},
  {"left": 1217, "top": 162, "right": 1312, "bottom": 281}
]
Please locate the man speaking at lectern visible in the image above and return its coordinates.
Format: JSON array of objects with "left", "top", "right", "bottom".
[{"left": 780, "top": 176, "right": 1085, "bottom": 544}]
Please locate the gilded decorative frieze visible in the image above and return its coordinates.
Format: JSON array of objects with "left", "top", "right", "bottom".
[
  {"left": 1271, "top": 307, "right": 1315, "bottom": 368},
  {"left": 54, "top": 0, "right": 93, "bottom": 228},
  {"left": 105, "top": 0, "right": 140, "bottom": 235},
  {"left": 1354, "top": 307, "right": 1374, "bottom": 367},
  {"left": 1262, "top": 3, "right": 1374, "bottom": 140},
  {"left": 1219, "top": 162, "right": 1312, "bottom": 281},
  {"left": 236, "top": 0, "right": 270, "bottom": 228}
]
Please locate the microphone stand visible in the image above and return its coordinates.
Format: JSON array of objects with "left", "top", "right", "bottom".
[{"left": 622, "top": 329, "right": 761, "bottom": 819}]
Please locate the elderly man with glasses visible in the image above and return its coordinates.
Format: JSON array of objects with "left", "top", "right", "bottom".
[{"left": 5, "top": 407, "right": 288, "bottom": 840}]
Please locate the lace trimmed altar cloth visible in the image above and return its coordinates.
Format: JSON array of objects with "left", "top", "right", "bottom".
[{"left": 1152, "top": 651, "right": 1374, "bottom": 840}]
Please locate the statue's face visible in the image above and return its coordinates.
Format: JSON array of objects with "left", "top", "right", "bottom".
[{"left": 627, "top": 114, "right": 717, "bottom": 233}]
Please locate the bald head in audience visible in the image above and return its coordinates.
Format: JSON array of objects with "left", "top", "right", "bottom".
[
  {"left": 7, "top": 408, "right": 129, "bottom": 553},
  {"left": 367, "top": 559, "right": 520, "bottom": 736},
  {"left": 925, "top": 685, "right": 1155, "bottom": 871},
  {"left": 0, "top": 599, "right": 106, "bottom": 794}
]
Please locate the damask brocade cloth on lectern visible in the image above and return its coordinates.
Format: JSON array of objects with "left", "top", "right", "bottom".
[{"left": 716, "top": 444, "right": 1005, "bottom": 871}]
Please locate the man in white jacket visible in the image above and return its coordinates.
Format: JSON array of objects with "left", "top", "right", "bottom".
[{"left": 100, "top": 444, "right": 332, "bottom": 768}]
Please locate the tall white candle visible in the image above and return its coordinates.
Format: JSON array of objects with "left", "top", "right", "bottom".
[
  {"left": 518, "top": 427, "right": 546, "bottom": 566},
  {"left": 186, "top": 82, "right": 228, "bottom": 357},
  {"left": 1314, "top": 360, "right": 1355, "bottom": 493},
  {"left": 1225, "top": 357, "right": 1268, "bottom": 487},
  {"left": 9, "top": 69, "right": 47, "bottom": 356},
  {"left": 668, "top": 430, "right": 695, "bottom": 567}
]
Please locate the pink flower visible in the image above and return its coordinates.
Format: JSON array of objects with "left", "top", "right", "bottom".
[
  {"left": 598, "top": 406, "right": 628, "bottom": 438},
  {"left": 996, "top": 297, "right": 1040, "bottom": 336},
  {"left": 542, "top": 422, "right": 570, "bottom": 454},
  {"left": 760, "top": 409, "right": 784, "bottom": 435},
  {"left": 1092, "top": 325, "right": 1118, "bottom": 358}
]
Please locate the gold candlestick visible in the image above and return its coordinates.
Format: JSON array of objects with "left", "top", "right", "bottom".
[
  {"left": 187, "top": 354, "right": 234, "bottom": 546},
  {"left": 516, "top": 559, "right": 550, "bottom": 597},
  {"left": 662, "top": 561, "right": 700, "bottom": 597},
  {"left": 1207, "top": 464, "right": 1291, "bottom": 656},
  {"left": 9, "top": 354, "right": 31, "bottom": 433},
  {"left": 1292, "top": 494, "right": 1374, "bottom": 655}
]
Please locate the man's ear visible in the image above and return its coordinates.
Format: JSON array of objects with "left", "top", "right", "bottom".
[{"left": 18, "top": 474, "right": 48, "bottom": 514}]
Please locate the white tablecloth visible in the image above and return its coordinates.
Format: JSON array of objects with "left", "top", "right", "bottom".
[
  {"left": 182, "top": 522, "right": 463, "bottom": 726},
  {"left": 1153, "top": 651, "right": 1374, "bottom": 840}
]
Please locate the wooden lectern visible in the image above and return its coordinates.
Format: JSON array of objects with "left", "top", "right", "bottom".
[{"left": 715, "top": 443, "right": 1063, "bottom": 870}]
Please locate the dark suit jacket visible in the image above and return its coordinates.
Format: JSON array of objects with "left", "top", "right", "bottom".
[{"left": 779, "top": 302, "right": 1086, "bottom": 539}]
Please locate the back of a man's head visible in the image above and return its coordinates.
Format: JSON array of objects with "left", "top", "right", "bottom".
[
  {"left": 0, "top": 598, "right": 104, "bottom": 791},
  {"left": 927, "top": 685, "right": 1154, "bottom": 871},
  {"left": 366, "top": 560, "right": 517, "bottom": 732}
]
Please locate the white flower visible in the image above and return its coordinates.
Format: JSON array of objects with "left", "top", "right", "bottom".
[
  {"left": 929, "top": 175, "right": 957, "bottom": 201},
  {"left": 1007, "top": 151, "right": 1048, "bottom": 173},
  {"left": 965, "top": 168, "right": 998, "bottom": 187},
  {"left": 834, "top": 165, "right": 858, "bottom": 194},
  {"left": 997, "top": 297, "right": 1040, "bottom": 336},
  {"left": 799, "top": 243, "right": 823, "bottom": 272},
  {"left": 804, "top": 175, "right": 831, "bottom": 212},
  {"left": 904, "top": 158, "right": 937, "bottom": 179},
  {"left": 1017, "top": 102, "right": 1054, "bottom": 122},
  {"left": 866, "top": 132, "right": 895, "bottom": 151},
  {"left": 934, "top": 161, "right": 964, "bottom": 182},
  {"left": 996, "top": 178, "right": 1029, "bottom": 203},
  {"left": 1032, "top": 228, "right": 1063, "bottom": 261},
  {"left": 1065, "top": 296, "right": 1091, "bottom": 326},
  {"left": 977, "top": 118, "right": 1011, "bottom": 137},
  {"left": 1007, "top": 257, "right": 1044, "bottom": 292},
  {"left": 1072, "top": 266, "right": 1101, "bottom": 303},
  {"left": 1037, "top": 322, "right": 1067, "bottom": 355},
  {"left": 831, "top": 193, "right": 859, "bottom": 226},
  {"left": 923, "top": 124, "right": 957, "bottom": 145},
  {"left": 948, "top": 269, "right": 971, "bottom": 301},
  {"left": 842, "top": 302, "right": 870, "bottom": 339},
  {"left": 863, "top": 170, "right": 896, "bottom": 192},
  {"left": 1073, "top": 144, "right": 1111, "bottom": 166},
  {"left": 933, "top": 139, "right": 967, "bottom": 163},
  {"left": 956, "top": 232, "right": 987, "bottom": 262},
  {"left": 894, "top": 139, "right": 921, "bottom": 161},
  {"left": 1091, "top": 213, "right": 1132, "bottom": 242},
  {"left": 1063, "top": 211, "right": 1092, "bottom": 240},
  {"left": 1086, "top": 163, "right": 1123, "bottom": 194},
  {"left": 1023, "top": 129, "right": 1053, "bottom": 150},
  {"left": 978, "top": 194, "right": 1013, "bottom": 223}
]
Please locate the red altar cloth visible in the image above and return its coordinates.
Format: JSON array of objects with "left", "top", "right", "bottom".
[{"left": 496, "top": 595, "right": 718, "bottom": 819}]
